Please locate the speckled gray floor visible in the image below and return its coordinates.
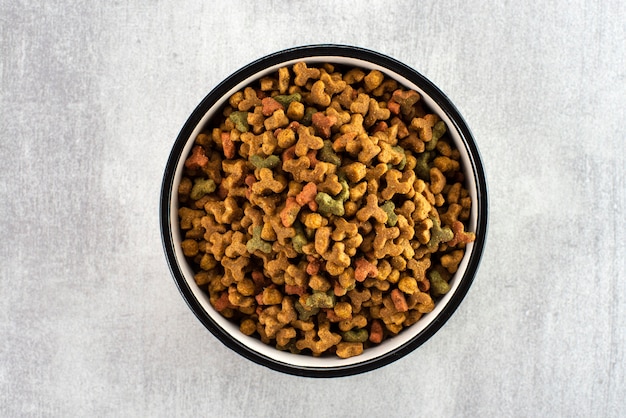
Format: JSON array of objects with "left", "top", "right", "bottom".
[{"left": 1, "top": 1, "right": 625, "bottom": 417}]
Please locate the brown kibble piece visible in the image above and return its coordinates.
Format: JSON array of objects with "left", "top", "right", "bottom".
[
  {"left": 293, "top": 62, "right": 321, "bottom": 86},
  {"left": 336, "top": 342, "right": 364, "bottom": 359},
  {"left": 356, "top": 194, "right": 388, "bottom": 224},
  {"left": 410, "top": 114, "right": 440, "bottom": 142}
]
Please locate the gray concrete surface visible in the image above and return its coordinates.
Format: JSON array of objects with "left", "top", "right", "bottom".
[{"left": 1, "top": 1, "right": 625, "bottom": 416}]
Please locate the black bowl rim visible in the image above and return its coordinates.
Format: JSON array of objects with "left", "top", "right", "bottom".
[{"left": 160, "top": 44, "right": 488, "bottom": 378}]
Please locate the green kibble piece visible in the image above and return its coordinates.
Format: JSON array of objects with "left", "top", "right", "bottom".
[
  {"left": 426, "top": 216, "right": 454, "bottom": 251},
  {"left": 189, "top": 178, "right": 216, "bottom": 200},
  {"left": 229, "top": 111, "right": 249, "bottom": 133},
  {"left": 337, "top": 178, "right": 350, "bottom": 202},
  {"left": 295, "top": 300, "right": 319, "bottom": 321},
  {"left": 305, "top": 291, "right": 335, "bottom": 309},
  {"left": 342, "top": 328, "right": 369, "bottom": 343},
  {"left": 415, "top": 151, "right": 433, "bottom": 180},
  {"left": 273, "top": 93, "right": 302, "bottom": 108},
  {"left": 429, "top": 269, "right": 451, "bottom": 297},
  {"left": 381, "top": 201, "right": 398, "bottom": 227},
  {"left": 392, "top": 146, "right": 407, "bottom": 170},
  {"left": 318, "top": 140, "right": 341, "bottom": 165},
  {"left": 246, "top": 226, "right": 272, "bottom": 254},
  {"left": 250, "top": 154, "right": 280, "bottom": 169},
  {"left": 292, "top": 235, "right": 307, "bottom": 254},
  {"left": 432, "top": 121, "right": 447, "bottom": 141},
  {"left": 315, "top": 192, "right": 345, "bottom": 217},
  {"left": 301, "top": 107, "right": 317, "bottom": 126},
  {"left": 292, "top": 222, "right": 308, "bottom": 254}
]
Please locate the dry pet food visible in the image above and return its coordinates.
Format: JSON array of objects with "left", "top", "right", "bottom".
[{"left": 177, "top": 62, "right": 475, "bottom": 358}]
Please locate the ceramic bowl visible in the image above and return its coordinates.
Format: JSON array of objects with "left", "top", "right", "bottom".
[{"left": 160, "top": 44, "right": 488, "bottom": 377}]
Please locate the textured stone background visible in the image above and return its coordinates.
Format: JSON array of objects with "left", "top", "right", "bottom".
[{"left": 1, "top": 1, "right": 625, "bottom": 417}]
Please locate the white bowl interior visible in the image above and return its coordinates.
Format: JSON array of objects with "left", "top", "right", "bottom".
[{"left": 170, "top": 56, "right": 478, "bottom": 369}]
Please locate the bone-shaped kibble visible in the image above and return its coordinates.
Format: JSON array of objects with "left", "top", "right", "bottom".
[
  {"left": 274, "top": 92, "right": 302, "bottom": 109},
  {"left": 377, "top": 142, "right": 406, "bottom": 166},
  {"left": 282, "top": 155, "right": 310, "bottom": 181},
  {"left": 320, "top": 70, "right": 347, "bottom": 95},
  {"left": 222, "top": 255, "right": 249, "bottom": 284},
  {"left": 378, "top": 298, "right": 407, "bottom": 334},
  {"left": 261, "top": 97, "right": 284, "bottom": 116},
  {"left": 221, "top": 159, "right": 248, "bottom": 192},
  {"left": 363, "top": 69, "right": 385, "bottom": 92},
  {"left": 224, "top": 231, "right": 249, "bottom": 259},
  {"left": 266, "top": 214, "right": 295, "bottom": 245},
  {"left": 189, "top": 178, "right": 216, "bottom": 201},
  {"left": 317, "top": 140, "right": 341, "bottom": 166},
  {"left": 326, "top": 242, "right": 351, "bottom": 269},
  {"left": 350, "top": 93, "right": 370, "bottom": 115},
  {"left": 243, "top": 107, "right": 264, "bottom": 135},
  {"left": 336, "top": 342, "right": 364, "bottom": 359},
  {"left": 311, "top": 111, "right": 337, "bottom": 139},
  {"left": 410, "top": 114, "right": 440, "bottom": 142},
  {"left": 331, "top": 218, "right": 358, "bottom": 241},
  {"left": 294, "top": 125, "right": 324, "bottom": 157},
  {"left": 315, "top": 192, "right": 345, "bottom": 217},
  {"left": 237, "top": 87, "right": 262, "bottom": 111},
  {"left": 246, "top": 225, "right": 272, "bottom": 255},
  {"left": 426, "top": 216, "right": 454, "bottom": 251},
  {"left": 352, "top": 135, "right": 381, "bottom": 164},
  {"left": 447, "top": 220, "right": 476, "bottom": 247},
  {"left": 356, "top": 194, "right": 388, "bottom": 224},
  {"left": 264, "top": 109, "right": 289, "bottom": 131},
  {"left": 251, "top": 168, "right": 286, "bottom": 195},
  {"left": 258, "top": 305, "right": 284, "bottom": 338},
  {"left": 428, "top": 269, "right": 450, "bottom": 297},
  {"left": 279, "top": 197, "right": 301, "bottom": 228},
  {"left": 364, "top": 98, "right": 390, "bottom": 128},
  {"left": 372, "top": 223, "right": 400, "bottom": 255},
  {"left": 293, "top": 62, "right": 320, "bottom": 86},
  {"left": 354, "top": 258, "right": 378, "bottom": 282},
  {"left": 317, "top": 173, "right": 343, "bottom": 196},
  {"left": 381, "top": 169, "right": 416, "bottom": 200},
  {"left": 335, "top": 84, "right": 357, "bottom": 109},
  {"left": 433, "top": 155, "right": 461, "bottom": 173},
  {"left": 295, "top": 320, "right": 342, "bottom": 356},
  {"left": 440, "top": 203, "right": 462, "bottom": 227},
  {"left": 229, "top": 111, "right": 249, "bottom": 133},
  {"left": 441, "top": 249, "right": 464, "bottom": 273},
  {"left": 326, "top": 105, "right": 350, "bottom": 127},
  {"left": 184, "top": 145, "right": 209, "bottom": 169},
  {"left": 389, "top": 89, "right": 421, "bottom": 116},
  {"left": 204, "top": 196, "right": 242, "bottom": 224}
]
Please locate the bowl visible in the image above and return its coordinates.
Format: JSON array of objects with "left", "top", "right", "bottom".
[{"left": 160, "top": 44, "right": 488, "bottom": 377}]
